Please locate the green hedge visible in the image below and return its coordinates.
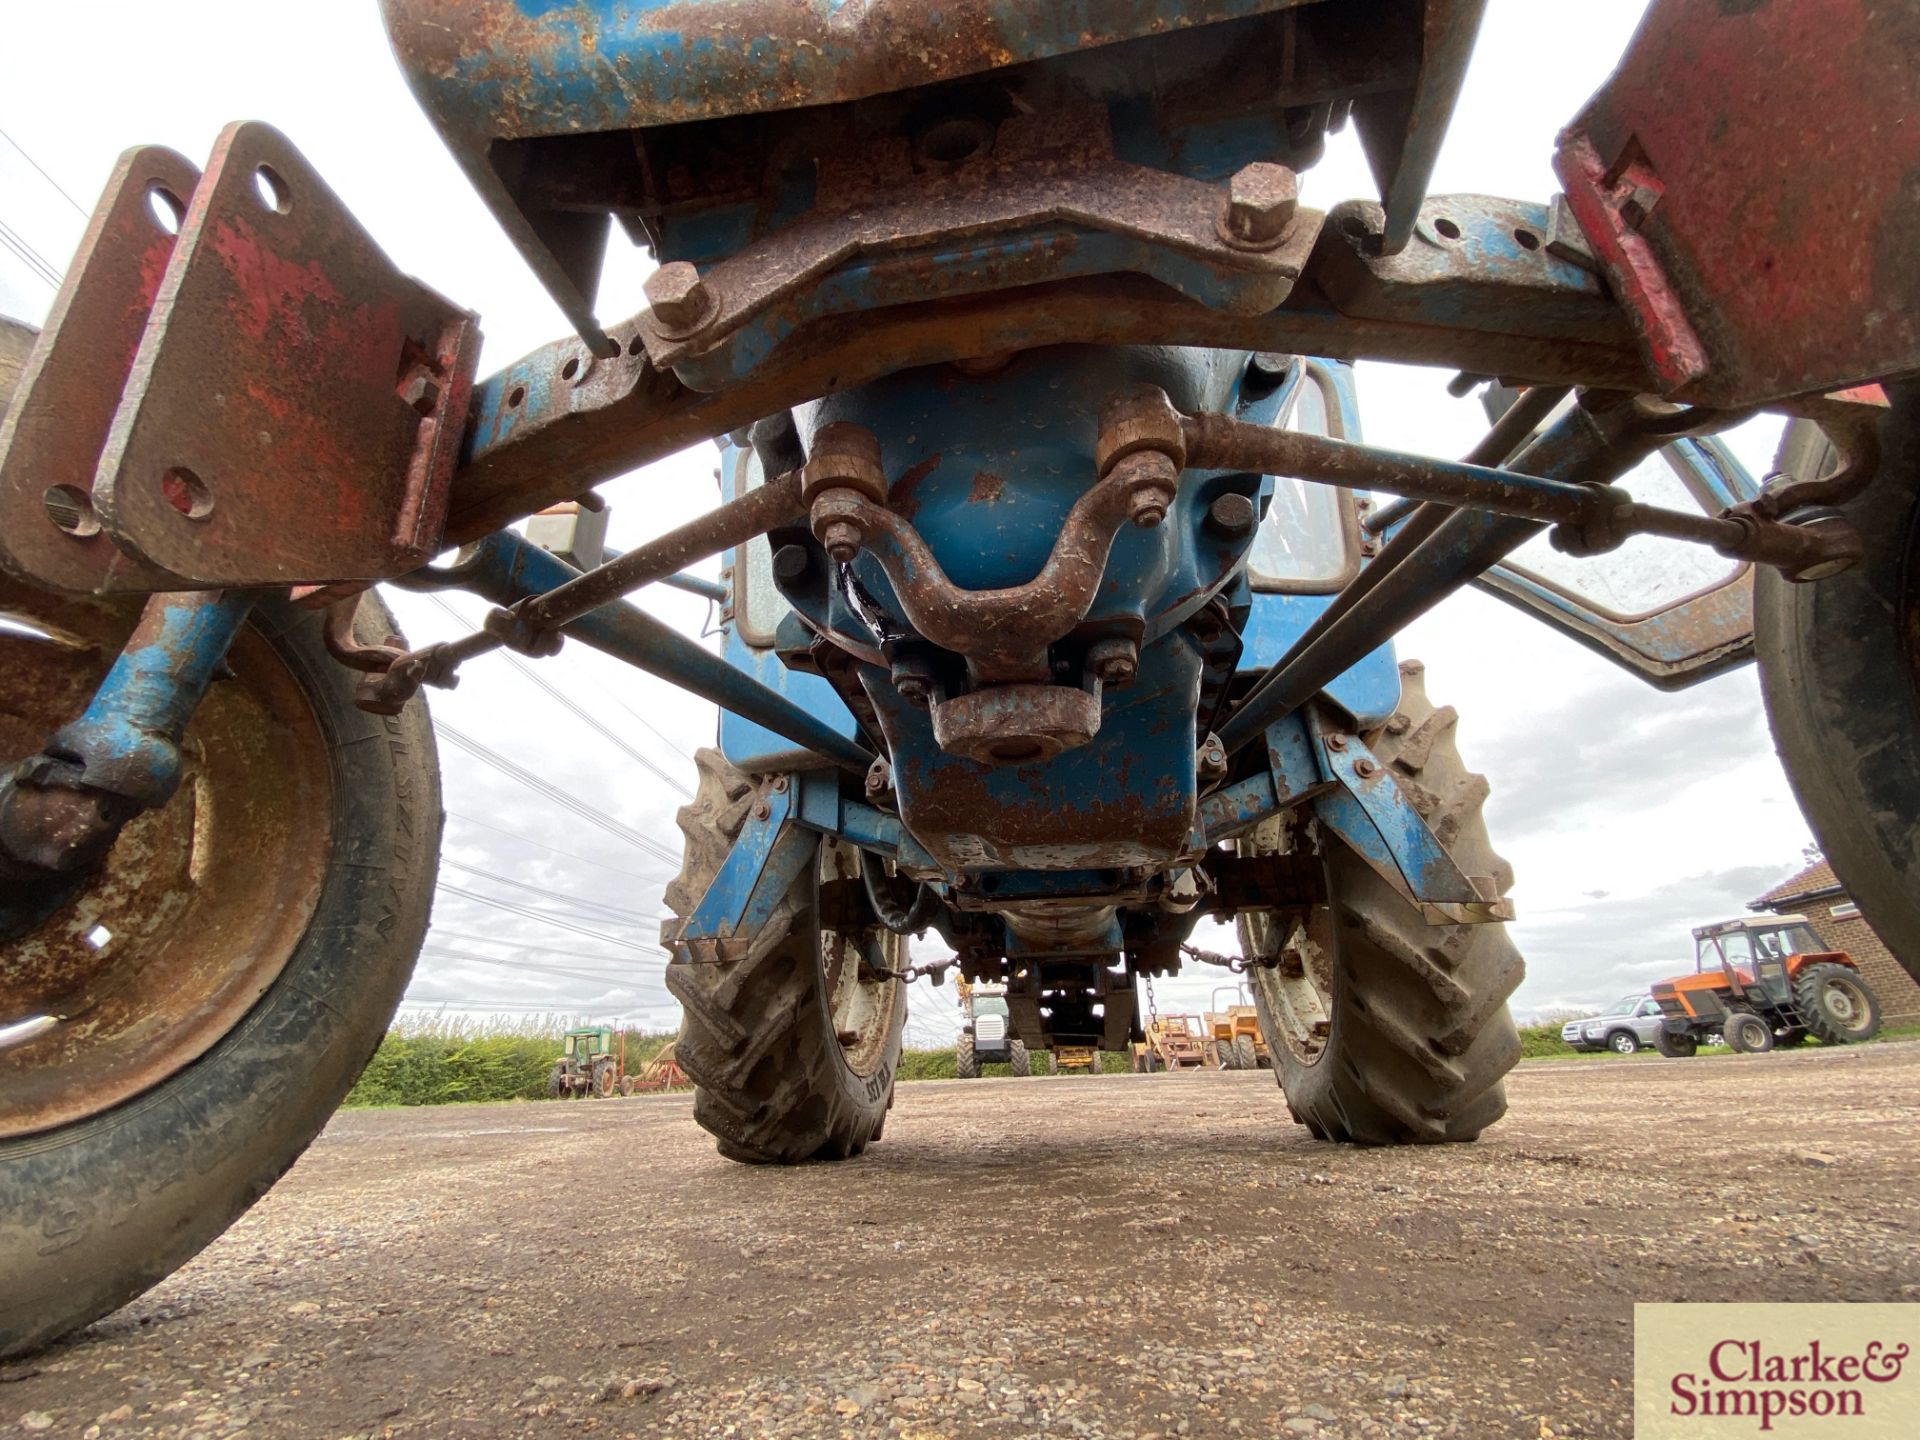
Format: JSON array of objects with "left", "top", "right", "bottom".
[{"left": 345, "top": 1028, "right": 677, "bottom": 1107}]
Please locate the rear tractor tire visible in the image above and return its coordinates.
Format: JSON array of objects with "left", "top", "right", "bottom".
[
  {"left": 1008, "top": 1040, "right": 1031, "bottom": 1078},
  {"left": 1237, "top": 661, "right": 1523, "bottom": 1144},
  {"left": 955, "top": 1036, "right": 980, "bottom": 1080},
  {"left": 1793, "top": 963, "right": 1882, "bottom": 1045},
  {"left": 664, "top": 749, "right": 907, "bottom": 1164}
]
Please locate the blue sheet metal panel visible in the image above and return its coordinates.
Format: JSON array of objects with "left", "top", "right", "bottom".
[
  {"left": 679, "top": 779, "right": 811, "bottom": 945},
  {"left": 382, "top": 0, "right": 1307, "bottom": 136},
  {"left": 1237, "top": 594, "right": 1402, "bottom": 731},
  {"left": 1305, "top": 714, "right": 1481, "bottom": 906}
]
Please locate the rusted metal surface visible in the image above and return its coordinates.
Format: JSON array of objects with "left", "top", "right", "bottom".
[
  {"left": 635, "top": 108, "right": 1323, "bottom": 390},
  {"left": 360, "top": 470, "right": 806, "bottom": 712},
  {"left": 1554, "top": 0, "right": 1920, "bottom": 407},
  {"left": 0, "top": 583, "right": 331, "bottom": 1139},
  {"left": 443, "top": 264, "right": 1656, "bottom": 551},
  {"left": 1356, "top": 0, "right": 1487, "bottom": 254},
  {"left": 817, "top": 451, "right": 1177, "bottom": 684},
  {"left": 83, "top": 122, "right": 479, "bottom": 587},
  {"left": 930, "top": 685, "right": 1102, "bottom": 767},
  {"left": 0, "top": 147, "right": 201, "bottom": 594},
  {"left": 1318, "top": 195, "right": 1633, "bottom": 345}
]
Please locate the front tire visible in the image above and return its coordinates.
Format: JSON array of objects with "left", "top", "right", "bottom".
[
  {"left": 1653, "top": 1029, "right": 1699, "bottom": 1059},
  {"left": 955, "top": 1035, "right": 980, "bottom": 1080},
  {"left": 664, "top": 750, "right": 907, "bottom": 1163},
  {"left": 1232, "top": 1034, "right": 1260, "bottom": 1071},
  {"left": 1607, "top": 1031, "right": 1640, "bottom": 1056},
  {"left": 1237, "top": 662, "right": 1523, "bottom": 1144},
  {"left": 0, "top": 592, "right": 439, "bottom": 1357},
  {"left": 1724, "top": 1012, "right": 1776, "bottom": 1054},
  {"left": 1008, "top": 1040, "right": 1031, "bottom": 1078}
]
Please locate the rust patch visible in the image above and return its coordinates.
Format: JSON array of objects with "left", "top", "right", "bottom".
[{"left": 968, "top": 471, "right": 1007, "bottom": 504}]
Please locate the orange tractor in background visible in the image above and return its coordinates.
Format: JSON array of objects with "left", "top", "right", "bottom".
[{"left": 1649, "top": 917, "right": 1883, "bottom": 1058}]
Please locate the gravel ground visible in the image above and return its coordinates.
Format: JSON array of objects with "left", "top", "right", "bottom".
[{"left": 6, "top": 1042, "right": 1919, "bottom": 1439}]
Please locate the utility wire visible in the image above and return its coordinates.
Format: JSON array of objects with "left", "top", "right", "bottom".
[
  {"left": 434, "top": 721, "right": 682, "bottom": 868},
  {"left": 0, "top": 216, "right": 61, "bottom": 289},
  {"left": 0, "top": 125, "right": 89, "bottom": 218},
  {"left": 439, "top": 857, "right": 659, "bottom": 926},
  {"left": 429, "top": 927, "right": 672, "bottom": 968},
  {"left": 419, "top": 947, "right": 668, "bottom": 992},
  {"left": 445, "top": 809, "right": 663, "bottom": 884},
  {"left": 434, "top": 880, "right": 668, "bottom": 955},
  {"left": 427, "top": 594, "right": 693, "bottom": 799}
]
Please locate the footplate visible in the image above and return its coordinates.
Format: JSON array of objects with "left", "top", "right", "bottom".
[{"left": 0, "top": 122, "right": 479, "bottom": 593}]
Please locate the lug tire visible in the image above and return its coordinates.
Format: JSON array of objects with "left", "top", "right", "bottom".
[
  {"left": 664, "top": 749, "right": 906, "bottom": 1163},
  {"left": 1232, "top": 1034, "right": 1260, "bottom": 1071},
  {"left": 546, "top": 1068, "right": 566, "bottom": 1099},
  {"left": 1607, "top": 1031, "right": 1639, "bottom": 1056},
  {"left": 1793, "top": 963, "right": 1882, "bottom": 1045},
  {"left": 1215, "top": 1039, "right": 1235, "bottom": 1070},
  {"left": 1653, "top": 1030, "right": 1699, "bottom": 1059},
  {"left": 1239, "top": 661, "right": 1523, "bottom": 1144},
  {"left": 0, "top": 594, "right": 439, "bottom": 1358},
  {"left": 1724, "top": 1012, "right": 1776, "bottom": 1054},
  {"left": 955, "top": 1036, "right": 980, "bottom": 1080},
  {"left": 1008, "top": 1041, "right": 1031, "bottom": 1078},
  {"left": 1756, "top": 391, "right": 1920, "bottom": 985}
]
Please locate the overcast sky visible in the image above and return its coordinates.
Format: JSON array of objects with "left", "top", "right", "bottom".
[{"left": 0, "top": 1, "right": 1815, "bottom": 1038}]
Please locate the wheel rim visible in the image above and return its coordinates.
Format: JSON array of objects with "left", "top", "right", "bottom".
[
  {"left": 1240, "top": 904, "right": 1335, "bottom": 1067},
  {"left": 0, "top": 587, "right": 332, "bottom": 1139},
  {"left": 1612, "top": 1034, "right": 1634, "bottom": 1053},
  {"left": 817, "top": 839, "right": 902, "bottom": 1080},
  {"left": 1820, "top": 976, "right": 1870, "bottom": 1034}
]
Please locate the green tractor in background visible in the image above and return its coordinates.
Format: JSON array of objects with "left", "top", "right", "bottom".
[{"left": 547, "top": 1027, "right": 624, "bottom": 1099}]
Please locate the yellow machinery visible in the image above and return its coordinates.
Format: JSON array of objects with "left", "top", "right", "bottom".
[
  {"left": 1049, "top": 1044, "right": 1102, "bottom": 1075},
  {"left": 1130, "top": 1015, "right": 1209, "bottom": 1073},
  {"left": 1202, "top": 986, "right": 1271, "bottom": 1070}
]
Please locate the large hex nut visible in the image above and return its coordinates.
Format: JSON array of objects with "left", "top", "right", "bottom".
[
  {"left": 1094, "top": 385, "right": 1187, "bottom": 478},
  {"left": 800, "top": 421, "right": 889, "bottom": 506}
]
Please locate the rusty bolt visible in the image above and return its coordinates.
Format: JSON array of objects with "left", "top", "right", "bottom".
[
  {"left": 1087, "top": 636, "right": 1139, "bottom": 688},
  {"left": 644, "top": 261, "right": 714, "bottom": 337},
  {"left": 1206, "top": 492, "right": 1257, "bottom": 537},
  {"left": 1128, "top": 484, "right": 1172, "bottom": 529},
  {"left": 818, "top": 519, "right": 865, "bottom": 564},
  {"left": 896, "top": 677, "right": 932, "bottom": 710},
  {"left": 752, "top": 800, "right": 771, "bottom": 821},
  {"left": 864, "top": 758, "right": 891, "bottom": 796},
  {"left": 1354, "top": 758, "right": 1379, "bottom": 778},
  {"left": 1325, "top": 734, "right": 1347, "bottom": 751},
  {"left": 398, "top": 369, "right": 440, "bottom": 417},
  {"left": 1221, "top": 163, "right": 1299, "bottom": 249},
  {"left": 1620, "top": 184, "right": 1662, "bottom": 230}
]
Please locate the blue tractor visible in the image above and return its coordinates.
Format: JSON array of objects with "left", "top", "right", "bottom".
[{"left": 1, "top": 0, "right": 1915, "bottom": 1355}]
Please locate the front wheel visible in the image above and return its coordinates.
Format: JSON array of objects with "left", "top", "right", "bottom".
[
  {"left": 1724, "top": 1012, "right": 1776, "bottom": 1054},
  {"left": 0, "top": 588, "right": 439, "bottom": 1357},
  {"left": 1237, "top": 662, "right": 1522, "bottom": 1144},
  {"left": 1608, "top": 1031, "right": 1640, "bottom": 1056},
  {"left": 664, "top": 750, "right": 907, "bottom": 1163},
  {"left": 1232, "top": 1034, "right": 1260, "bottom": 1071},
  {"left": 1653, "top": 1029, "right": 1699, "bottom": 1059}
]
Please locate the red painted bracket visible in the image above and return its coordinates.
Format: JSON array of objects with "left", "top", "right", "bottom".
[
  {"left": 0, "top": 122, "right": 479, "bottom": 593},
  {"left": 1554, "top": 0, "right": 1920, "bottom": 409}
]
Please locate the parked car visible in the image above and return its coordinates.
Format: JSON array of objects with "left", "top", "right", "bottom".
[{"left": 1561, "top": 995, "right": 1666, "bottom": 1055}]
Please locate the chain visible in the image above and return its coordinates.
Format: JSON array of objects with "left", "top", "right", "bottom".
[
  {"left": 1180, "top": 942, "right": 1250, "bottom": 974},
  {"left": 1144, "top": 974, "right": 1159, "bottom": 1024}
]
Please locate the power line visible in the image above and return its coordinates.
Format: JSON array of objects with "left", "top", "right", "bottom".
[
  {"left": 434, "top": 721, "right": 682, "bottom": 868},
  {"left": 428, "top": 927, "right": 672, "bottom": 968},
  {"left": 434, "top": 879, "right": 668, "bottom": 955},
  {"left": 0, "top": 125, "right": 89, "bottom": 218},
  {"left": 445, "top": 809, "right": 663, "bottom": 883},
  {"left": 0, "top": 216, "right": 61, "bottom": 289},
  {"left": 428, "top": 594, "right": 693, "bottom": 799},
  {"left": 419, "top": 947, "right": 669, "bottom": 993},
  {"left": 439, "top": 857, "right": 660, "bottom": 926}
]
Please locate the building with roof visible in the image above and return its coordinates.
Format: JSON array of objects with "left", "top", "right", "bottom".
[{"left": 1749, "top": 859, "right": 1919, "bottom": 1025}]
